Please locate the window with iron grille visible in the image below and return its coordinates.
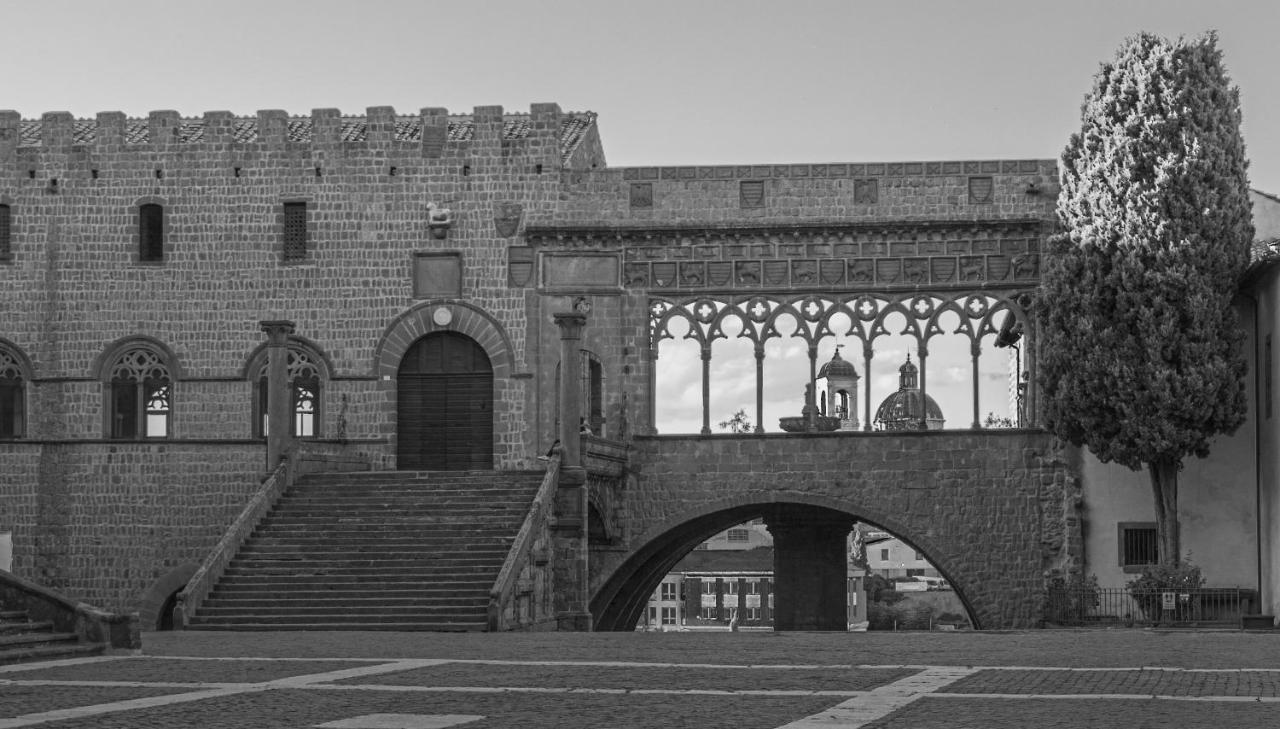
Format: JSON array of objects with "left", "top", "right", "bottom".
[
  {"left": 139, "top": 204, "right": 164, "bottom": 261},
  {"left": 1119, "top": 522, "right": 1159, "bottom": 569},
  {"left": 727, "top": 528, "right": 750, "bottom": 542},
  {"left": 282, "top": 202, "right": 307, "bottom": 261},
  {"left": 0, "top": 204, "right": 11, "bottom": 260}
]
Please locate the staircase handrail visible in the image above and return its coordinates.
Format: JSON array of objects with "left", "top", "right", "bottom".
[
  {"left": 174, "top": 452, "right": 298, "bottom": 628},
  {"left": 0, "top": 569, "right": 139, "bottom": 649},
  {"left": 488, "top": 454, "right": 561, "bottom": 631}
]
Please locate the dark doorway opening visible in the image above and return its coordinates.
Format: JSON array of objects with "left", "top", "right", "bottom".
[{"left": 397, "top": 332, "right": 494, "bottom": 470}]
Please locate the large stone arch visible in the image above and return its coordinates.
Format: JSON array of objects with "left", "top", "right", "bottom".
[
  {"left": 590, "top": 431, "right": 1081, "bottom": 631},
  {"left": 374, "top": 300, "right": 516, "bottom": 379},
  {"left": 590, "top": 493, "right": 981, "bottom": 632}
]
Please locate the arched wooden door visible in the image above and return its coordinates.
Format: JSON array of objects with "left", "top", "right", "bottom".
[{"left": 397, "top": 332, "right": 493, "bottom": 470}]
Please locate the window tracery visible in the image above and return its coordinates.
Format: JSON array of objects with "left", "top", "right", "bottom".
[
  {"left": 108, "top": 347, "right": 172, "bottom": 438},
  {"left": 649, "top": 290, "right": 1035, "bottom": 434},
  {"left": 0, "top": 346, "right": 27, "bottom": 438},
  {"left": 256, "top": 348, "right": 322, "bottom": 438}
]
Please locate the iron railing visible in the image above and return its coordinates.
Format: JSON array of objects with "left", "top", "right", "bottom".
[{"left": 1045, "top": 587, "right": 1257, "bottom": 628}]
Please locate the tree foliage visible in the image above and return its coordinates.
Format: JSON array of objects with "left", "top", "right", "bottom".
[
  {"left": 717, "top": 408, "right": 753, "bottom": 434},
  {"left": 1041, "top": 32, "right": 1253, "bottom": 564}
]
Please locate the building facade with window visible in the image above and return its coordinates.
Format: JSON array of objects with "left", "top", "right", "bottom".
[{"left": 1, "top": 103, "right": 1279, "bottom": 628}]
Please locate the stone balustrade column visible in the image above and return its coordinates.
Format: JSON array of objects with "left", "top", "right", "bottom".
[
  {"left": 259, "top": 320, "right": 295, "bottom": 470},
  {"left": 552, "top": 309, "right": 591, "bottom": 630}
]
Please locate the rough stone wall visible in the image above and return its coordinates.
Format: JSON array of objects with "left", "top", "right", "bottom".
[
  {"left": 599, "top": 430, "right": 1081, "bottom": 629},
  {"left": 0, "top": 104, "right": 572, "bottom": 607},
  {"left": 0, "top": 105, "right": 567, "bottom": 456},
  {"left": 0, "top": 442, "right": 263, "bottom": 611}
]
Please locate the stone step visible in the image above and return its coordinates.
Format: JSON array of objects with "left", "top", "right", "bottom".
[
  {"left": 207, "top": 589, "right": 488, "bottom": 601},
  {"left": 220, "top": 562, "right": 499, "bottom": 572},
  {"left": 197, "top": 601, "right": 491, "bottom": 613},
  {"left": 0, "top": 639, "right": 107, "bottom": 666},
  {"left": 0, "top": 631, "right": 82, "bottom": 649},
  {"left": 186, "top": 621, "right": 487, "bottom": 632},
  {"left": 298, "top": 469, "right": 541, "bottom": 482},
  {"left": 189, "top": 609, "right": 485, "bottom": 623},
  {"left": 241, "top": 536, "right": 514, "bottom": 547},
  {"left": 252, "top": 525, "right": 517, "bottom": 535},
  {"left": 228, "top": 555, "right": 502, "bottom": 566},
  {"left": 0, "top": 610, "right": 29, "bottom": 621},
  {"left": 0, "top": 621, "right": 55, "bottom": 635},
  {"left": 213, "top": 578, "right": 492, "bottom": 591}
]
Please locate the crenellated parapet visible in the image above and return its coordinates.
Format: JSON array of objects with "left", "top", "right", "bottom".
[{"left": 0, "top": 104, "right": 596, "bottom": 170}]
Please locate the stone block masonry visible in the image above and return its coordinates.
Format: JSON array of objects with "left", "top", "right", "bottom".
[
  {"left": 0, "top": 103, "right": 599, "bottom": 611},
  {"left": 592, "top": 430, "right": 1081, "bottom": 630}
]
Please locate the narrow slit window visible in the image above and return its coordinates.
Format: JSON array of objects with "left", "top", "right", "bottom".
[
  {"left": 0, "top": 204, "right": 10, "bottom": 259},
  {"left": 283, "top": 202, "right": 307, "bottom": 262},
  {"left": 139, "top": 204, "right": 164, "bottom": 261}
]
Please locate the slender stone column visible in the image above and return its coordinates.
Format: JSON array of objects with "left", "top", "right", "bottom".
[
  {"left": 862, "top": 340, "right": 874, "bottom": 431},
  {"left": 552, "top": 311, "right": 591, "bottom": 630},
  {"left": 970, "top": 339, "right": 981, "bottom": 430},
  {"left": 917, "top": 342, "right": 930, "bottom": 430},
  {"left": 700, "top": 345, "right": 712, "bottom": 435},
  {"left": 754, "top": 343, "right": 765, "bottom": 434},
  {"left": 259, "top": 320, "right": 295, "bottom": 470},
  {"left": 764, "top": 508, "right": 854, "bottom": 631}
]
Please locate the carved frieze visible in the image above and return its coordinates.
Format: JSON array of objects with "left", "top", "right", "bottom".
[{"left": 517, "top": 222, "right": 1047, "bottom": 291}]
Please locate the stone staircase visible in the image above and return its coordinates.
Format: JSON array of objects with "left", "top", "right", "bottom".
[
  {"left": 0, "top": 605, "right": 106, "bottom": 665},
  {"left": 187, "top": 470, "right": 542, "bottom": 631}
]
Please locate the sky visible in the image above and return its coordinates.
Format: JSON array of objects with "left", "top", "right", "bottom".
[{"left": 6, "top": 0, "right": 1277, "bottom": 433}]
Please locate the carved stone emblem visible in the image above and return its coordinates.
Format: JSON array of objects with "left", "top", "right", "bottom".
[{"left": 494, "top": 202, "right": 523, "bottom": 238}]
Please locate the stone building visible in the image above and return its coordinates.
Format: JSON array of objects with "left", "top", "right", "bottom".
[{"left": 1, "top": 101, "right": 1278, "bottom": 631}]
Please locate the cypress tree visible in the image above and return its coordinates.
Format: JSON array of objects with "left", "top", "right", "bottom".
[{"left": 1041, "top": 32, "right": 1253, "bottom": 566}]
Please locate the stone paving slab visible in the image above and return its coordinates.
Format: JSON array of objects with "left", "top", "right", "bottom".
[
  {"left": 946, "top": 668, "right": 1280, "bottom": 696},
  {"left": 139, "top": 629, "right": 1280, "bottom": 668},
  {"left": 337, "top": 662, "right": 917, "bottom": 692},
  {"left": 6, "top": 657, "right": 370, "bottom": 684},
  {"left": 0, "top": 685, "right": 193, "bottom": 717},
  {"left": 860, "top": 696, "right": 1280, "bottom": 728},
  {"left": 22, "top": 688, "right": 842, "bottom": 729}
]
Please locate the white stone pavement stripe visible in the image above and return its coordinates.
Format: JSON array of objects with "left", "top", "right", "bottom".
[
  {"left": 774, "top": 666, "right": 980, "bottom": 729},
  {"left": 0, "top": 660, "right": 450, "bottom": 728},
  {"left": 264, "top": 659, "right": 453, "bottom": 686},
  {"left": 929, "top": 693, "right": 1280, "bottom": 702},
  {"left": 0, "top": 687, "right": 261, "bottom": 729},
  {"left": 0, "top": 656, "right": 127, "bottom": 674},
  {"left": 142, "top": 656, "right": 1280, "bottom": 672},
  {"left": 297, "top": 684, "right": 869, "bottom": 697},
  {"left": 1, "top": 679, "right": 258, "bottom": 689}
]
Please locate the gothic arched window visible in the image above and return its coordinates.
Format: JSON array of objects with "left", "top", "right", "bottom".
[
  {"left": 256, "top": 348, "right": 322, "bottom": 438},
  {"left": 108, "top": 347, "right": 172, "bottom": 438},
  {"left": 0, "top": 343, "right": 28, "bottom": 438}
]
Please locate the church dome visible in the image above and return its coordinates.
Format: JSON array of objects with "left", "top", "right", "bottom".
[
  {"left": 873, "top": 354, "right": 945, "bottom": 430},
  {"left": 818, "top": 349, "right": 859, "bottom": 380}
]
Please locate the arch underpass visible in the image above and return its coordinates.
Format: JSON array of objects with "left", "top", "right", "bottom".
[{"left": 589, "top": 430, "right": 1081, "bottom": 630}]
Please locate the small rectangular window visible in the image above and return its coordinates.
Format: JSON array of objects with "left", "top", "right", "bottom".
[
  {"left": 661, "top": 607, "right": 677, "bottom": 625},
  {"left": 724, "top": 580, "right": 738, "bottom": 595},
  {"left": 880, "top": 548, "right": 890, "bottom": 562},
  {"left": 660, "top": 583, "right": 677, "bottom": 601},
  {"left": 700, "top": 607, "right": 716, "bottom": 620},
  {"left": 726, "top": 528, "right": 750, "bottom": 542},
  {"left": 139, "top": 204, "right": 164, "bottom": 261},
  {"left": 914, "top": 551, "right": 925, "bottom": 561},
  {"left": 283, "top": 202, "right": 307, "bottom": 262},
  {"left": 703, "top": 581, "right": 715, "bottom": 595},
  {"left": 0, "top": 204, "right": 11, "bottom": 260},
  {"left": 1119, "top": 523, "right": 1159, "bottom": 569}
]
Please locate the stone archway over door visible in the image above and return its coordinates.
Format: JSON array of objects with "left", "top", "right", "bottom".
[{"left": 397, "top": 332, "right": 493, "bottom": 470}]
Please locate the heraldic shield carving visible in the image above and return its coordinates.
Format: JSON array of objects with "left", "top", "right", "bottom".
[{"left": 494, "top": 202, "right": 523, "bottom": 237}]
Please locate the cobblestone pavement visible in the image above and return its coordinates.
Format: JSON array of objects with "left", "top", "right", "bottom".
[{"left": 1, "top": 630, "right": 1279, "bottom": 728}]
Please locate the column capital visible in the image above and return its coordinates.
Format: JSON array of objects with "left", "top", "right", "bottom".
[
  {"left": 258, "top": 319, "right": 296, "bottom": 344},
  {"left": 553, "top": 312, "right": 587, "bottom": 340}
]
